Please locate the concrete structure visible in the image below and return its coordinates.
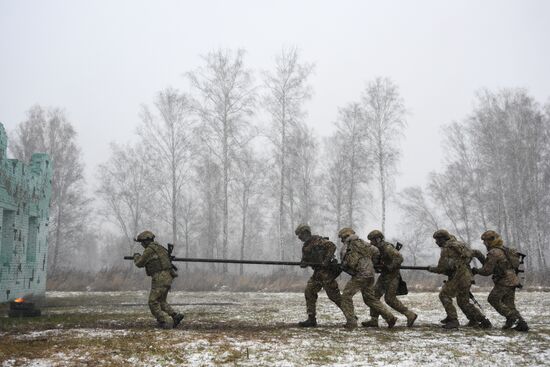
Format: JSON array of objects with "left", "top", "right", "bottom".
[{"left": 0, "top": 123, "right": 52, "bottom": 302}]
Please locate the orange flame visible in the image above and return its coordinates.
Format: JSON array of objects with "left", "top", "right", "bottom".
[{"left": 14, "top": 298, "right": 25, "bottom": 303}]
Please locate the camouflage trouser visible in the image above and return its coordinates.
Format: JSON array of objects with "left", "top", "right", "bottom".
[
  {"left": 370, "top": 272, "right": 409, "bottom": 319},
  {"left": 439, "top": 273, "right": 484, "bottom": 322},
  {"left": 488, "top": 284, "right": 521, "bottom": 319},
  {"left": 149, "top": 271, "right": 176, "bottom": 323},
  {"left": 341, "top": 276, "right": 394, "bottom": 323},
  {"left": 305, "top": 269, "right": 343, "bottom": 316}
]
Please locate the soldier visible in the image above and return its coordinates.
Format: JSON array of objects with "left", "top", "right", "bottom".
[
  {"left": 472, "top": 230, "right": 529, "bottom": 332},
  {"left": 362, "top": 230, "right": 417, "bottom": 328},
  {"left": 428, "top": 229, "right": 491, "bottom": 329},
  {"left": 133, "top": 230, "right": 184, "bottom": 329},
  {"left": 338, "top": 227, "right": 397, "bottom": 329},
  {"left": 295, "top": 224, "right": 345, "bottom": 327}
]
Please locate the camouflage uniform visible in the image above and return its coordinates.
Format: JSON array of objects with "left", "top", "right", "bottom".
[
  {"left": 295, "top": 224, "right": 344, "bottom": 327},
  {"left": 428, "top": 229, "right": 488, "bottom": 329},
  {"left": 472, "top": 230, "right": 528, "bottom": 331},
  {"left": 339, "top": 228, "right": 396, "bottom": 328},
  {"left": 366, "top": 230, "right": 417, "bottom": 327},
  {"left": 133, "top": 231, "right": 183, "bottom": 329}
]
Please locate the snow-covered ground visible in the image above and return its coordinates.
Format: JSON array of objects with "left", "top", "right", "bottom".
[{"left": 1, "top": 290, "right": 549, "bottom": 366}]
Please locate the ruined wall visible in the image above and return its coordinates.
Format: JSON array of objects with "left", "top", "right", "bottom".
[{"left": 0, "top": 122, "right": 52, "bottom": 302}]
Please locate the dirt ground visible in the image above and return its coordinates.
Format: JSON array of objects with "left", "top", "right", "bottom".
[{"left": 1, "top": 290, "right": 549, "bottom": 366}]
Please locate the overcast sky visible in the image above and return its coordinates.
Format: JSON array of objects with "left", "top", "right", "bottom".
[{"left": 1, "top": 0, "right": 549, "bottom": 235}]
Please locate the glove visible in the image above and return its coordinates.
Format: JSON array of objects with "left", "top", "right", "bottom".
[
  {"left": 471, "top": 267, "right": 479, "bottom": 275},
  {"left": 427, "top": 266, "right": 436, "bottom": 273},
  {"left": 299, "top": 262, "right": 307, "bottom": 269},
  {"left": 133, "top": 253, "right": 141, "bottom": 259}
]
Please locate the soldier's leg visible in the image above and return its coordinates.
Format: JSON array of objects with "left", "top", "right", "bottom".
[
  {"left": 368, "top": 275, "right": 386, "bottom": 320},
  {"left": 361, "top": 277, "right": 397, "bottom": 327},
  {"left": 384, "top": 274, "right": 409, "bottom": 315},
  {"left": 322, "top": 278, "right": 343, "bottom": 309},
  {"left": 341, "top": 277, "right": 362, "bottom": 325},
  {"left": 304, "top": 276, "right": 323, "bottom": 317},
  {"left": 439, "top": 280, "right": 459, "bottom": 325},
  {"left": 148, "top": 286, "right": 172, "bottom": 326},
  {"left": 456, "top": 279, "right": 484, "bottom": 324},
  {"left": 488, "top": 284, "right": 518, "bottom": 319},
  {"left": 159, "top": 285, "right": 176, "bottom": 317}
]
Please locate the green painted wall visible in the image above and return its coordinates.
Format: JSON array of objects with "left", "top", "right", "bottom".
[{"left": 0, "top": 123, "right": 53, "bottom": 302}]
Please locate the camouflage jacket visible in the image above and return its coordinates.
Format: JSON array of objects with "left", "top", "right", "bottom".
[
  {"left": 340, "top": 235, "right": 379, "bottom": 278},
  {"left": 375, "top": 241, "right": 403, "bottom": 274},
  {"left": 134, "top": 241, "right": 173, "bottom": 277},
  {"left": 476, "top": 248, "right": 520, "bottom": 287},
  {"left": 430, "top": 238, "right": 474, "bottom": 280},
  {"left": 301, "top": 235, "right": 336, "bottom": 270}
]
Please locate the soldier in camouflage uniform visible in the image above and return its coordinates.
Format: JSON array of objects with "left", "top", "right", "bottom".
[
  {"left": 295, "top": 224, "right": 345, "bottom": 327},
  {"left": 133, "top": 230, "right": 184, "bottom": 329},
  {"left": 472, "top": 230, "right": 529, "bottom": 332},
  {"left": 338, "top": 227, "right": 397, "bottom": 329},
  {"left": 428, "top": 229, "right": 491, "bottom": 329},
  {"left": 362, "top": 230, "right": 417, "bottom": 328}
]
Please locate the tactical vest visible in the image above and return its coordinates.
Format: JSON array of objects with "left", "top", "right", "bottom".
[
  {"left": 145, "top": 242, "right": 173, "bottom": 276},
  {"left": 302, "top": 235, "right": 332, "bottom": 267}
]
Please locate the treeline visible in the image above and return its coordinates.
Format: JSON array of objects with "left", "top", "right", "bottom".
[
  {"left": 398, "top": 89, "right": 550, "bottom": 281},
  {"left": 8, "top": 48, "right": 550, "bottom": 282}
]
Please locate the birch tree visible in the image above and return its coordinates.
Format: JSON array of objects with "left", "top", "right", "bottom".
[
  {"left": 263, "top": 47, "right": 313, "bottom": 260},
  {"left": 138, "top": 87, "right": 195, "bottom": 246},
  {"left": 363, "top": 77, "right": 406, "bottom": 232},
  {"left": 188, "top": 49, "right": 256, "bottom": 271},
  {"left": 96, "top": 142, "right": 153, "bottom": 250},
  {"left": 9, "top": 105, "right": 90, "bottom": 274}
]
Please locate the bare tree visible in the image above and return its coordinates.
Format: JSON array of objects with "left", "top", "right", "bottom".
[
  {"left": 138, "top": 87, "right": 195, "bottom": 246},
  {"left": 263, "top": 47, "right": 313, "bottom": 261},
  {"left": 9, "top": 105, "right": 90, "bottom": 274},
  {"left": 188, "top": 49, "right": 256, "bottom": 272},
  {"left": 333, "top": 102, "right": 370, "bottom": 228},
  {"left": 363, "top": 77, "right": 406, "bottom": 232},
  {"left": 231, "top": 147, "right": 266, "bottom": 274},
  {"left": 96, "top": 142, "right": 153, "bottom": 250}
]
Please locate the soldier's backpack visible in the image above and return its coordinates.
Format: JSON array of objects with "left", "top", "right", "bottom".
[
  {"left": 502, "top": 247, "right": 526, "bottom": 274},
  {"left": 447, "top": 240, "right": 474, "bottom": 264}
]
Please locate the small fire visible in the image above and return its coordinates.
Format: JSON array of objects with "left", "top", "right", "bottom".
[{"left": 14, "top": 298, "right": 25, "bottom": 303}]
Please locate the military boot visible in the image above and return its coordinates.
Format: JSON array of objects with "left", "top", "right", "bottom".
[
  {"left": 361, "top": 318, "right": 379, "bottom": 328},
  {"left": 478, "top": 318, "right": 492, "bottom": 329},
  {"left": 502, "top": 317, "right": 518, "bottom": 330},
  {"left": 513, "top": 318, "right": 529, "bottom": 332},
  {"left": 386, "top": 316, "right": 398, "bottom": 329},
  {"left": 440, "top": 316, "right": 451, "bottom": 324},
  {"left": 405, "top": 311, "right": 417, "bottom": 327},
  {"left": 344, "top": 320, "right": 358, "bottom": 330},
  {"left": 298, "top": 314, "right": 317, "bottom": 327},
  {"left": 172, "top": 313, "right": 185, "bottom": 328},
  {"left": 442, "top": 318, "right": 459, "bottom": 329},
  {"left": 465, "top": 319, "right": 479, "bottom": 327},
  {"left": 157, "top": 320, "right": 173, "bottom": 329}
]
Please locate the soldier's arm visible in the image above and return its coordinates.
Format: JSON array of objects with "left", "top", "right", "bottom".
[
  {"left": 474, "top": 250, "right": 499, "bottom": 276},
  {"left": 385, "top": 245, "right": 403, "bottom": 271},
  {"left": 428, "top": 248, "right": 447, "bottom": 274},
  {"left": 471, "top": 249, "right": 486, "bottom": 265},
  {"left": 134, "top": 247, "right": 154, "bottom": 268},
  {"left": 321, "top": 241, "right": 336, "bottom": 265}
]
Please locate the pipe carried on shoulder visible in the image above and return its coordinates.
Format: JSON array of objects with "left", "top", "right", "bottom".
[{"left": 124, "top": 256, "right": 430, "bottom": 270}]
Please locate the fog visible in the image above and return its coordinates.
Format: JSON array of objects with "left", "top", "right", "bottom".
[{"left": 1, "top": 0, "right": 549, "bottom": 274}]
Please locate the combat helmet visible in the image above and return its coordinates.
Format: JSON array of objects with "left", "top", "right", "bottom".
[
  {"left": 481, "top": 230, "right": 503, "bottom": 247},
  {"left": 135, "top": 230, "right": 155, "bottom": 242},
  {"left": 295, "top": 224, "right": 311, "bottom": 236},
  {"left": 338, "top": 227, "right": 355, "bottom": 240},
  {"left": 432, "top": 229, "right": 451, "bottom": 241},
  {"left": 367, "top": 230, "right": 384, "bottom": 241}
]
